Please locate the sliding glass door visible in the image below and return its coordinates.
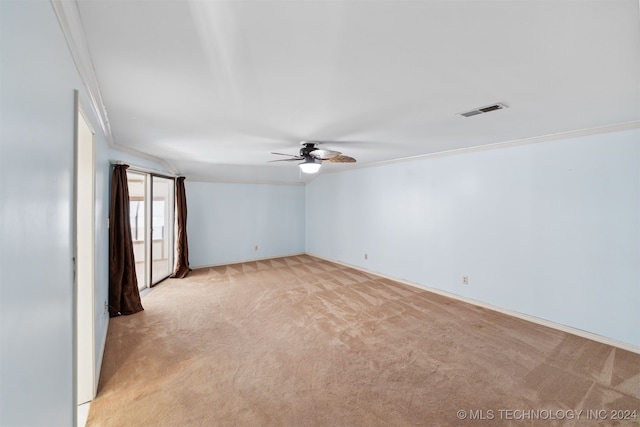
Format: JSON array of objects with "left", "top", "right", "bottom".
[
  {"left": 127, "top": 171, "right": 148, "bottom": 290},
  {"left": 151, "top": 176, "right": 174, "bottom": 285},
  {"left": 126, "top": 171, "right": 175, "bottom": 289}
]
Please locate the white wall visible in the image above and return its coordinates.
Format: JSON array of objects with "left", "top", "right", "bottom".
[
  {"left": 187, "top": 182, "right": 305, "bottom": 267},
  {"left": 306, "top": 128, "right": 640, "bottom": 347},
  {"left": 1, "top": 1, "right": 87, "bottom": 425}
]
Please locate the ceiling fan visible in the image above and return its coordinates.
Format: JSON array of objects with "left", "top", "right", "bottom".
[{"left": 270, "top": 141, "right": 356, "bottom": 174}]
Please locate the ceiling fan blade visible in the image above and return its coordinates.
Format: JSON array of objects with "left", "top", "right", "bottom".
[
  {"left": 309, "top": 149, "right": 341, "bottom": 160},
  {"left": 268, "top": 157, "right": 303, "bottom": 162},
  {"left": 271, "top": 152, "right": 300, "bottom": 157},
  {"left": 325, "top": 155, "right": 356, "bottom": 163}
]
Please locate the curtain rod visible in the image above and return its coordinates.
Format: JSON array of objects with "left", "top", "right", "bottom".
[{"left": 110, "top": 160, "right": 179, "bottom": 179}]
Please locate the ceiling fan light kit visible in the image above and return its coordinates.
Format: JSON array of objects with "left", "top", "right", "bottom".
[{"left": 299, "top": 158, "right": 322, "bottom": 174}]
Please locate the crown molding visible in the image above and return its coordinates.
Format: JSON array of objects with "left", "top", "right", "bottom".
[
  {"left": 109, "top": 143, "right": 179, "bottom": 175},
  {"left": 50, "top": 0, "right": 175, "bottom": 173},
  {"left": 185, "top": 175, "right": 307, "bottom": 186},
  {"left": 50, "top": 0, "right": 112, "bottom": 143},
  {"left": 318, "top": 121, "right": 640, "bottom": 178}
]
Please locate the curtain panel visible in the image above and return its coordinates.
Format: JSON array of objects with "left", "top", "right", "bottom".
[
  {"left": 171, "top": 176, "right": 191, "bottom": 278},
  {"left": 109, "top": 164, "right": 144, "bottom": 316}
]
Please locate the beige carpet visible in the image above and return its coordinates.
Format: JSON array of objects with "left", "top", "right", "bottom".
[{"left": 87, "top": 255, "right": 640, "bottom": 426}]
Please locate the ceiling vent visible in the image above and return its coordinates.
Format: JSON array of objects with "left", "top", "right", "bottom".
[{"left": 459, "top": 103, "right": 508, "bottom": 118}]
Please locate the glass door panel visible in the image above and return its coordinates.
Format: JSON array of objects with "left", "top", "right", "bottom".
[
  {"left": 151, "top": 176, "right": 174, "bottom": 285},
  {"left": 126, "top": 171, "right": 148, "bottom": 290}
]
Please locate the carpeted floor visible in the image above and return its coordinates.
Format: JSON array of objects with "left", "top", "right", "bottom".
[{"left": 87, "top": 255, "right": 640, "bottom": 426}]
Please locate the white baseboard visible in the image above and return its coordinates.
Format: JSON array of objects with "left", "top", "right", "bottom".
[
  {"left": 306, "top": 252, "right": 640, "bottom": 355},
  {"left": 77, "top": 401, "right": 90, "bottom": 427},
  {"left": 190, "top": 252, "right": 307, "bottom": 270},
  {"left": 94, "top": 316, "right": 109, "bottom": 398}
]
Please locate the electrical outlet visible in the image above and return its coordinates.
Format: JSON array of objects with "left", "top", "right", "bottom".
[
  {"left": 463, "top": 276, "right": 469, "bottom": 285},
  {"left": 255, "top": 245, "right": 258, "bottom": 251},
  {"left": 364, "top": 253, "right": 368, "bottom": 260}
]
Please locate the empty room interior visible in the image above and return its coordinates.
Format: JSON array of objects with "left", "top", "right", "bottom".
[{"left": 1, "top": 0, "right": 639, "bottom": 426}]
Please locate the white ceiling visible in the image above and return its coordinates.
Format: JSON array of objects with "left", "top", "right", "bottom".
[{"left": 76, "top": 0, "right": 639, "bottom": 184}]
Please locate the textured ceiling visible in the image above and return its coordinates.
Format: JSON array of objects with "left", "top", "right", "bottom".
[{"left": 76, "top": 0, "right": 640, "bottom": 184}]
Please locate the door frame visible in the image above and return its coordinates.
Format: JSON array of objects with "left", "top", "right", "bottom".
[
  {"left": 150, "top": 175, "right": 175, "bottom": 287},
  {"left": 74, "top": 91, "right": 97, "bottom": 406},
  {"left": 125, "top": 170, "right": 176, "bottom": 289}
]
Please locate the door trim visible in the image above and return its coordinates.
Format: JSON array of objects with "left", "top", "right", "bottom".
[{"left": 75, "top": 91, "right": 97, "bottom": 406}]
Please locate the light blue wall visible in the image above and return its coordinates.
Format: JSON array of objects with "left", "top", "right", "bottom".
[
  {"left": 187, "top": 182, "right": 305, "bottom": 267},
  {"left": 0, "top": 2, "right": 170, "bottom": 424},
  {"left": 89, "top": 99, "right": 112, "bottom": 395},
  {"left": 1, "top": 1, "right": 86, "bottom": 425},
  {"left": 306, "top": 128, "right": 640, "bottom": 346}
]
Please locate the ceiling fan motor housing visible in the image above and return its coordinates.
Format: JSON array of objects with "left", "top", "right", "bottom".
[{"left": 300, "top": 142, "right": 318, "bottom": 159}]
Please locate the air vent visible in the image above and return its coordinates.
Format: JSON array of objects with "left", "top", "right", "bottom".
[{"left": 459, "top": 103, "right": 508, "bottom": 118}]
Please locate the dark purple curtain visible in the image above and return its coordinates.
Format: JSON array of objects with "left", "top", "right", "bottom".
[
  {"left": 109, "top": 164, "right": 144, "bottom": 316},
  {"left": 170, "top": 176, "right": 191, "bottom": 278}
]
